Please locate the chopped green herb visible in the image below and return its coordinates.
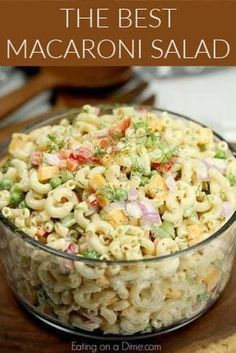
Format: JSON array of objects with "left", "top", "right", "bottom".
[
  {"left": 99, "top": 185, "right": 115, "bottom": 200},
  {"left": 131, "top": 156, "right": 146, "bottom": 174},
  {"left": 133, "top": 121, "right": 147, "bottom": 130},
  {"left": 148, "top": 136, "right": 178, "bottom": 164},
  {"left": 227, "top": 174, "right": 236, "bottom": 186},
  {"left": 19, "top": 200, "right": 30, "bottom": 209},
  {"left": 214, "top": 148, "right": 227, "bottom": 159},
  {"left": 60, "top": 171, "right": 73, "bottom": 183},
  {"left": 48, "top": 134, "right": 57, "bottom": 143},
  {"left": 47, "top": 134, "right": 65, "bottom": 151},
  {"left": 82, "top": 249, "right": 100, "bottom": 259},
  {"left": 0, "top": 178, "right": 13, "bottom": 191},
  {"left": 145, "top": 133, "right": 160, "bottom": 149},
  {"left": 153, "top": 221, "right": 175, "bottom": 239},
  {"left": 158, "top": 145, "right": 178, "bottom": 164},
  {"left": 94, "top": 147, "right": 106, "bottom": 158},
  {"left": 50, "top": 176, "right": 61, "bottom": 189}
]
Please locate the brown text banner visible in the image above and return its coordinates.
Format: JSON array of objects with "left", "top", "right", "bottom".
[{"left": 0, "top": 0, "right": 235, "bottom": 66}]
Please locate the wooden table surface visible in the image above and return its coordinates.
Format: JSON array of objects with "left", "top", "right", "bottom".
[{"left": 0, "top": 259, "right": 235, "bottom": 353}]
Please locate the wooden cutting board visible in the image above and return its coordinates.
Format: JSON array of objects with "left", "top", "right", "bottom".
[{"left": 0, "top": 259, "right": 235, "bottom": 353}]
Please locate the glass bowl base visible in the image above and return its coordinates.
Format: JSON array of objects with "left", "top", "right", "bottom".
[{"left": 16, "top": 293, "right": 220, "bottom": 341}]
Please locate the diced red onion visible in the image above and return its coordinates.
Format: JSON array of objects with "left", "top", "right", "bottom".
[
  {"left": 221, "top": 202, "right": 234, "bottom": 218},
  {"left": 66, "top": 243, "right": 80, "bottom": 254},
  {"left": 58, "top": 242, "right": 77, "bottom": 270},
  {"left": 165, "top": 175, "right": 177, "bottom": 192},
  {"left": 128, "top": 188, "right": 138, "bottom": 201},
  {"left": 81, "top": 312, "right": 94, "bottom": 323},
  {"left": 137, "top": 200, "right": 161, "bottom": 224},
  {"left": 43, "top": 153, "right": 61, "bottom": 166}
]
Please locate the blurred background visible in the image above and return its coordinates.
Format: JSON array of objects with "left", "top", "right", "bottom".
[{"left": 0, "top": 66, "right": 235, "bottom": 143}]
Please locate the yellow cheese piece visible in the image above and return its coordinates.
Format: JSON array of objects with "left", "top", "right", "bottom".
[
  {"left": 104, "top": 209, "right": 128, "bottom": 227},
  {"left": 146, "top": 174, "right": 168, "bottom": 201},
  {"left": 89, "top": 174, "right": 107, "bottom": 191},
  {"left": 187, "top": 224, "right": 201, "bottom": 240},
  {"left": 102, "top": 154, "right": 113, "bottom": 167},
  {"left": 96, "top": 193, "right": 110, "bottom": 208},
  {"left": 198, "top": 127, "right": 214, "bottom": 145},
  {"left": 147, "top": 117, "right": 163, "bottom": 132},
  {"left": 38, "top": 166, "right": 59, "bottom": 181}
]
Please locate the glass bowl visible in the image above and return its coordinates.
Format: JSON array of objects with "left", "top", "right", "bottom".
[{"left": 0, "top": 107, "right": 235, "bottom": 340}]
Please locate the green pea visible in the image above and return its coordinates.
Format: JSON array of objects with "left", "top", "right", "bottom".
[
  {"left": 50, "top": 176, "right": 61, "bottom": 189},
  {"left": 0, "top": 178, "right": 13, "bottom": 190},
  {"left": 214, "top": 149, "right": 226, "bottom": 159},
  {"left": 82, "top": 249, "right": 100, "bottom": 259},
  {"left": 9, "top": 191, "right": 24, "bottom": 207},
  {"left": 114, "top": 189, "right": 128, "bottom": 201},
  {"left": 140, "top": 176, "right": 149, "bottom": 186},
  {"left": 133, "top": 121, "right": 147, "bottom": 130}
]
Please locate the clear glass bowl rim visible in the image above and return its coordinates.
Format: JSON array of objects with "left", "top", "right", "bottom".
[{"left": 0, "top": 105, "right": 235, "bottom": 265}]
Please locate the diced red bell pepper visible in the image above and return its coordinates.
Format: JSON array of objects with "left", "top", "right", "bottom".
[
  {"left": 109, "top": 118, "right": 131, "bottom": 138},
  {"left": 90, "top": 156, "right": 101, "bottom": 164},
  {"left": 152, "top": 160, "right": 174, "bottom": 173},
  {"left": 69, "top": 147, "right": 101, "bottom": 166},
  {"left": 69, "top": 147, "right": 93, "bottom": 164},
  {"left": 100, "top": 138, "right": 110, "bottom": 149},
  {"left": 31, "top": 151, "right": 43, "bottom": 166}
]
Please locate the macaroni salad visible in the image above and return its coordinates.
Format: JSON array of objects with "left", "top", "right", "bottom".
[{"left": 0, "top": 105, "right": 236, "bottom": 335}]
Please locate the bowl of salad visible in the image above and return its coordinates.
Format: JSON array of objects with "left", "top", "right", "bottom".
[{"left": 0, "top": 105, "right": 235, "bottom": 339}]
